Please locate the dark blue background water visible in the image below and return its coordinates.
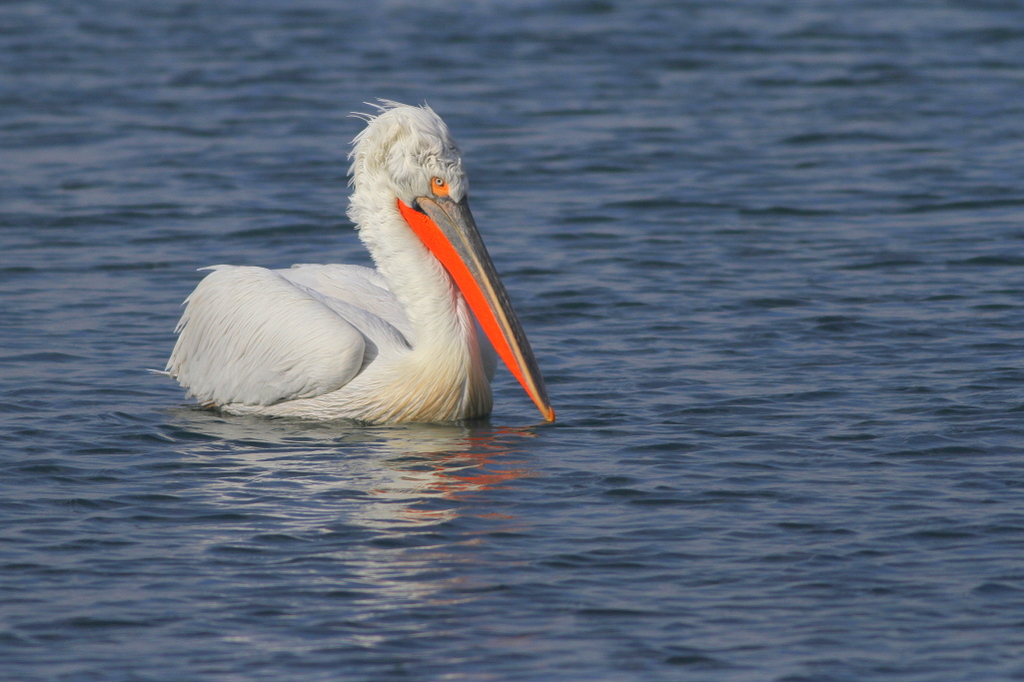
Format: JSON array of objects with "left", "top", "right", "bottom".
[{"left": 3, "top": 1, "right": 1024, "bottom": 680}]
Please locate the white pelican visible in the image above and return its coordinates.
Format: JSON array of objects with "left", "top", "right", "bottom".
[{"left": 165, "top": 102, "right": 554, "bottom": 424}]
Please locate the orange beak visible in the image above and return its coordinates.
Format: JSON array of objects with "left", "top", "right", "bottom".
[{"left": 398, "top": 196, "right": 555, "bottom": 422}]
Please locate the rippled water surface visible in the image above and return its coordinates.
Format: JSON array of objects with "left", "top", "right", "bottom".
[{"left": 3, "top": 1, "right": 1024, "bottom": 680}]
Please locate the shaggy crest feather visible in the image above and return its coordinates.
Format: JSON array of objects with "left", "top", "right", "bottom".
[{"left": 347, "top": 101, "right": 466, "bottom": 210}]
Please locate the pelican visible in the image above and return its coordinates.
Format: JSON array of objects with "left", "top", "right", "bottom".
[{"left": 165, "top": 102, "right": 554, "bottom": 424}]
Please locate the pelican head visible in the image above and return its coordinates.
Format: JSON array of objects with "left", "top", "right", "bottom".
[
  {"left": 348, "top": 101, "right": 467, "bottom": 210},
  {"left": 346, "top": 101, "right": 555, "bottom": 422}
]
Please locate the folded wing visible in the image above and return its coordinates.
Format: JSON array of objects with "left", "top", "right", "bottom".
[{"left": 166, "top": 266, "right": 366, "bottom": 407}]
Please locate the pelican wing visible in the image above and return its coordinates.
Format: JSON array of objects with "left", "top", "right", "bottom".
[
  {"left": 166, "top": 266, "right": 366, "bottom": 407},
  {"left": 277, "top": 264, "right": 414, "bottom": 348},
  {"left": 282, "top": 264, "right": 495, "bottom": 378}
]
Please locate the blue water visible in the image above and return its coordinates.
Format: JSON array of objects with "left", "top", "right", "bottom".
[{"left": 3, "top": 1, "right": 1024, "bottom": 680}]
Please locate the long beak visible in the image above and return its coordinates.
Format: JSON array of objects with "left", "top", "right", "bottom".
[{"left": 398, "top": 195, "right": 555, "bottom": 422}]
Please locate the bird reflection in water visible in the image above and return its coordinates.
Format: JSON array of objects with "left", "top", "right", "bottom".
[
  {"left": 163, "top": 409, "right": 537, "bottom": 528},
  {"left": 160, "top": 412, "right": 541, "bottom": 619}
]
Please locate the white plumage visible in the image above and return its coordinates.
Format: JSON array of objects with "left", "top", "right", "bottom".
[{"left": 166, "top": 102, "right": 553, "bottom": 424}]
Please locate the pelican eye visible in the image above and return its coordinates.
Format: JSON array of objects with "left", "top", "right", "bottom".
[{"left": 430, "top": 176, "right": 450, "bottom": 197}]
